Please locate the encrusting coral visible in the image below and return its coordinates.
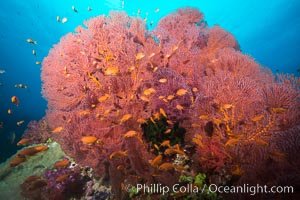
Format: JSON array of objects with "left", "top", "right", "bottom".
[
  {"left": 37, "top": 7, "right": 300, "bottom": 199},
  {"left": 0, "top": 142, "right": 67, "bottom": 199}
]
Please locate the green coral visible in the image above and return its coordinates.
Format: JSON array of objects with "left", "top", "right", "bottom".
[
  {"left": 46, "top": 138, "right": 53, "bottom": 143},
  {"left": 179, "top": 174, "right": 194, "bottom": 183},
  {"left": 194, "top": 173, "right": 206, "bottom": 186},
  {"left": 141, "top": 115, "right": 186, "bottom": 155},
  {"left": 128, "top": 186, "right": 140, "bottom": 198},
  {"left": 173, "top": 173, "right": 219, "bottom": 200}
]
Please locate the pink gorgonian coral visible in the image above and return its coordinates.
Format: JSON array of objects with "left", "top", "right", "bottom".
[{"left": 41, "top": 7, "right": 300, "bottom": 198}]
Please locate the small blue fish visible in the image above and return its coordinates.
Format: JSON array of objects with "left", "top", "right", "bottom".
[{"left": 14, "top": 83, "right": 28, "bottom": 89}]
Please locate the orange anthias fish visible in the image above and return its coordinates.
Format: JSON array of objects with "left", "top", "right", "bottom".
[
  {"left": 192, "top": 87, "right": 198, "bottom": 92},
  {"left": 158, "top": 162, "right": 174, "bottom": 171},
  {"left": 34, "top": 145, "right": 49, "bottom": 152},
  {"left": 153, "top": 144, "right": 159, "bottom": 151},
  {"left": 7, "top": 109, "right": 12, "bottom": 115},
  {"left": 158, "top": 78, "right": 167, "bottom": 83},
  {"left": 164, "top": 147, "right": 186, "bottom": 156},
  {"left": 251, "top": 114, "right": 264, "bottom": 122},
  {"left": 120, "top": 114, "right": 132, "bottom": 123},
  {"left": 166, "top": 120, "right": 173, "bottom": 125},
  {"left": 199, "top": 115, "right": 210, "bottom": 120},
  {"left": 17, "top": 146, "right": 48, "bottom": 158},
  {"left": 192, "top": 135, "right": 204, "bottom": 148},
  {"left": 153, "top": 112, "right": 160, "bottom": 120},
  {"left": 135, "top": 52, "right": 145, "bottom": 61},
  {"left": 191, "top": 123, "right": 201, "bottom": 128},
  {"left": 54, "top": 159, "right": 71, "bottom": 169},
  {"left": 174, "top": 165, "right": 186, "bottom": 171},
  {"left": 81, "top": 136, "right": 100, "bottom": 145},
  {"left": 166, "top": 95, "right": 175, "bottom": 101},
  {"left": 140, "top": 95, "right": 150, "bottom": 102},
  {"left": 11, "top": 96, "right": 19, "bottom": 106},
  {"left": 176, "top": 104, "right": 184, "bottom": 110},
  {"left": 232, "top": 165, "right": 243, "bottom": 176},
  {"left": 271, "top": 107, "right": 286, "bottom": 113},
  {"left": 79, "top": 110, "right": 91, "bottom": 115},
  {"left": 172, "top": 40, "right": 183, "bottom": 52},
  {"left": 17, "top": 138, "right": 31, "bottom": 146},
  {"left": 159, "top": 108, "right": 167, "bottom": 118},
  {"left": 109, "top": 150, "right": 128, "bottom": 160},
  {"left": 160, "top": 140, "right": 171, "bottom": 147},
  {"left": 143, "top": 88, "right": 156, "bottom": 96},
  {"left": 98, "top": 94, "right": 110, "bottom": 102},
  {"left": 117, "top": 165, "right": 125, "bottom": 171},
  {"left": 52, "top": 126, "right": 64, "bottom": 133},
  {"left": 104, "top": 66, "right": 119, "bottom": 76},
  {"left": 149, "top": 154, "right": 162, "bottom": 167},
  {"left": 56, "top": 173, "right": 70, "bottom": 183},
  {"left": 222, "top": 104, "right": 234, "bottom": 110},
  {"left": 176, "top": 88, "right": 188, "bottom": 96},
  {"left": 18, "top": 147, "right": 39, "bottom": 158},
  {"left": 23, "top": 175, "right": 41, "bottom": 183},
  {"left": 164, "top": 129, "right": 172, "bottom": 134},
  {"left": 137, "top": 118, "right": 147, "bottom": 124},
  {"left": 10, "top": 156, "right": 26, "bottom": 167},
  {"left": 123, "top": 130, "right": 138, "bottom": 138}
]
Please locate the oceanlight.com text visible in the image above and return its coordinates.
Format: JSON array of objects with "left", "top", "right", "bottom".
[
  {"left": 208, "top": 184, "right": 294, "bottom": 196},
  {"left": 132, "top": 183, "right": 294, "bottom": 196}
]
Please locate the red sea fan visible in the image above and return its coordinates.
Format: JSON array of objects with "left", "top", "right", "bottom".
[
  {"left": 262, "top": 74, "right": 300, "bottom": 127},
  {"left": 206, "top": 25, "right": 240, "bottom": 53},
  {"left": 40, "top": 7, "right": 300, "bottom": 198},
  {"left": 22, "top": 118, "right": 51, "bottom": 145},
  {"left": 154, "top": 7, "right": 204, "bottom": 42}
]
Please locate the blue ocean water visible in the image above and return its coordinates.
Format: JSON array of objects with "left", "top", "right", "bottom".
[{"left": 0, "top": 0, "right": 299, "bottom": 163}]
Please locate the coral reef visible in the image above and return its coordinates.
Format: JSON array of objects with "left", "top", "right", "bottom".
[
  {"left": 40, "top": 7, "right": 300, "bottom": 199},
  {"left": 0, "top": 142, "right": 67, "bottom": 199},
  {"left": 21, "top": 118, "right": 52, "bottom": 145},
  {"left": 39, "top": 166, "right": 89, "bottom": 200},
  {"left": 0, "top": 141, "right": 111, "bottom": 200}
]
